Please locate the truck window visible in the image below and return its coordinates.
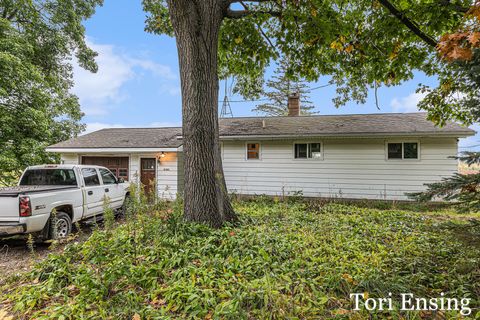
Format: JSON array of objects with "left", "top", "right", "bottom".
[
  {"left": 20, "top": 169, "right": 77, "bottom": 186},
  {"left": 99, "top": 168, "right": 117, "bottom": 185},
  {"left": 82, "top": 168, "right": 100, "bottom": 186}
]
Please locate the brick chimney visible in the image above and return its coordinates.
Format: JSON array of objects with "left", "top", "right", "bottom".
[{"left": 287, "top": 92, "right": 300, "bottom": 116}]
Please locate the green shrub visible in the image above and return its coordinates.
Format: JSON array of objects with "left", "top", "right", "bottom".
[{"left": 1, "top": 201, "right": 479, "bottom": 319}]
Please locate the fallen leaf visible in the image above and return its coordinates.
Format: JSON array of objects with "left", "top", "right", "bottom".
[
  {"left": 132, "top": 313, "right": 141, "bottom": 320},
  {"left": 334, "top": 308, "right": 350, "bottom": 315},
  {"left": 0, "top": 309, "right": 13, "bottom": 320}
]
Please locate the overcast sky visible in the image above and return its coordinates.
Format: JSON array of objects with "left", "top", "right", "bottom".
[{"left": 74, "top": 0, "right": 479, "bottom": 150}]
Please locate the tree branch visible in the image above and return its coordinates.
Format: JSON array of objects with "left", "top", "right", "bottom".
[
  {"left": 377, "top": 0, "right": 437, "bottom": 48},
  {"left": 6, "top": 9, "right": 18, "bottom": 21},
  {"left": 226, "top": 9, "right": 281, "bottom": 18},
  {"left": 438, "top": 0, "right": 469, "bottom": 13},
  {"left": 239, "top": 1, "right": 278, "bottom": 51},
  {"left": 228, "top": 0, "right": 274, "bottom": 4}
]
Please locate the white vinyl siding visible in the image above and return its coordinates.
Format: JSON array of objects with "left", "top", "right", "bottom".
[
  {"left": 155, "top": 152, "right": 179, "bottom": 199},
  {"left": 60, "top": 154, "right": 79, "bottom": 165},
  {"left": 222, "top": 138, "right": 458, "bottom": 200},
  {"left": 58, "top": 136, "right": 459, "bottom": 201}
]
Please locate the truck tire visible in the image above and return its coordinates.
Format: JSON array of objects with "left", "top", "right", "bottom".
[
  {"left": 48, "top": 212, "right": 72, "bottom": 240},
  {"left": 118, "top": 195, "right": 130, "bottom": 217}
]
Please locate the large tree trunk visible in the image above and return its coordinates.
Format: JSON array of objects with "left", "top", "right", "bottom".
[{"left": 167, "top": 0, "right": 237, "bottom": 227}]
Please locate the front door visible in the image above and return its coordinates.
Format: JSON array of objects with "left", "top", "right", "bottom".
[{"left": 140, "top": 158, "right": 156, "bottom": 197}]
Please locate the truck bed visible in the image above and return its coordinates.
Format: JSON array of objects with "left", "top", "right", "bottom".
[{"left": 0, "top": 186, "right": 79, "bottom": 197}]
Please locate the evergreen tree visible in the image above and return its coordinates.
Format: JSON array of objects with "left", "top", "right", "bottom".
[
  {"left": 408, "top": 151, "right": 480, "bottom": 211},
  {"left": 252, "top": 60, "right": 316, "bottom": 116}
]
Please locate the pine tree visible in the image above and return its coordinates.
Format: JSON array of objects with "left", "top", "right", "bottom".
[
  {"left": 252, "top": 60, "right": 317, "bottom": 116},
  {"left": 408, "top": 151, "right": 480, "bottom": 211}
]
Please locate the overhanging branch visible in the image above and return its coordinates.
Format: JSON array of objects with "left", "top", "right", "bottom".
[
  {"left": 377, "top": 0, "right": 437, "bottom": 48},
  {"left": 239, "top": 1, "right": 278, "bottom": 51},
  {"left": 438, "top": 0, "right": 469, "bottom": 13},
  {"left": 226, "top": 9, "right": 281, "bottom": 19},
  {"left": 228, "top": 0, "right": 274, "bottom": 4}
]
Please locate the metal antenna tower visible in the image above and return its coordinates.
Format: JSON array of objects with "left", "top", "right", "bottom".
[{"left": 220, "top": 78, "right": 233, "bottom": 118}]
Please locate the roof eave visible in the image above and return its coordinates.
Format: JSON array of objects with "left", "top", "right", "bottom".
[
  {"left": 45, "top": 147, "right": 180, "bottom": 153},
  {"left": 218, "top": 131, "right": 475, "bottom": 140}
]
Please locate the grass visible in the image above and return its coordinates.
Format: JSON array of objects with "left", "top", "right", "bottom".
[{"left": 1, "top": 198, "right": 480, "bottom": 319}]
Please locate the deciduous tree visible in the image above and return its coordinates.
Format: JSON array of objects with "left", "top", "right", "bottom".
[
  {"left": 417, "top": 1, "right": 480, "bottom": 126},
  {"left": 142, "top": 0, "right": 468, "bottom": 227},
  {"left": 0, "top": 0, "right": 102, "bottom": 185}
]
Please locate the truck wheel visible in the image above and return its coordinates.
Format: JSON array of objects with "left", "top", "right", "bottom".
[
  {"left": 49, "top": 212, "right": 72, "bottom": 239},
  {"left": 118, "top": 195, "right": 130, "bottom": 217}
]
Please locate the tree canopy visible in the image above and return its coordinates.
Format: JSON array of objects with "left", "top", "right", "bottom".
[
  {"left": 142, "top": 0, "right": 471, "bottom": 226},
  {"left": 418, "top": 2, "right": 480, "bottom": 126},
  {"left": 144, "top": 0, "right": 468, "bottom": 107},
  {"left": 0, "top": 0, "right": 102, "bottom": 185}
]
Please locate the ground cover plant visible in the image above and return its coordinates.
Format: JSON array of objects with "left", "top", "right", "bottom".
[{"left": 1, "top": 197, "right": 479, "bottom": 319}]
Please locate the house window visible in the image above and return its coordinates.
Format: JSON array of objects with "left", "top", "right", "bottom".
[
  {"left": 387, "top": 142, "right": 419, "bottom": 160},
  {"left": 141, "top": 158, "right": 156, "bottom": 170},
  {"left": 246, "top": 143, "right": 260, "bottom": 160},
  {"left": 294, "top": 143, "right": 322, "bottom": 159},
  {"left": 404, "top": 142, "right": 418, "bottom": 159}
]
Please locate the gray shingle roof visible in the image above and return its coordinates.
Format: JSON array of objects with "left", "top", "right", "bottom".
[
  {"left": 48, "top": 127, "right": 183, "bottom": 149},
  {"left": 219, "top": 113, "right": 475, "bottom": 138},
  {"left": 47, "top": 113, "right": 474, "bottom": 149}
]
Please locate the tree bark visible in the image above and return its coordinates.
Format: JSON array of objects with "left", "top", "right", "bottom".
[{"left": 167, "top": 0, "right": 237, "bottom": 227}]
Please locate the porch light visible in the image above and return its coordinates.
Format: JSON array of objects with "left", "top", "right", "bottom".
[{"left": 156, "top": 152, "right": 166, "bottom": 162}]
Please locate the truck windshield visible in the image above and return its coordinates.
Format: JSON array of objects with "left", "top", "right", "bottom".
[{"left": 20, "top": 169, "right": 77, "bottom": 186}]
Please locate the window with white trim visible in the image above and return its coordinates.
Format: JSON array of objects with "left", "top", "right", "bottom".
[
  {"left": 294, "top": 143, "right": 322, "bottom": 159},
  {"left": 387, "top": 142, "right": 419, "bottom": 159}
]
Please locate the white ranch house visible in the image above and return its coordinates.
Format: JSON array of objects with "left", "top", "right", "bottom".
[{"left": 47, "top": 109, "right": 475, "bottom": 201}]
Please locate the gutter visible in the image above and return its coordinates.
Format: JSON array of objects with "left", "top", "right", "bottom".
[{"left": 217, "top": 132, "right": 475, "bottom": 140}]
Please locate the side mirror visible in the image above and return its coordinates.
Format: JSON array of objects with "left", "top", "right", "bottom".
[{"left": 117, "top": 178, "right": 125, "bottom": 183}]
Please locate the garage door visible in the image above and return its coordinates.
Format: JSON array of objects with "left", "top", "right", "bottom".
[{"left": 81, "top": 156, "right": 129, "bottom": 181}]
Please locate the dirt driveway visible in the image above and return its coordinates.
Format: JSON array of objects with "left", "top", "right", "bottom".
[
  {"left": 0, "top": 238, "right": 52, "bottom": 282},
  {"left": 0, "top": 227, "right": 94, "bottom": 284}
]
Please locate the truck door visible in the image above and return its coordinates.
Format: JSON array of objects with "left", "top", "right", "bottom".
[
  {"left": 81, "top": 168, "right": 105, "bottom": 217},
  {"left": 99, "top": 168, "right": 124, "bottom": 210}
]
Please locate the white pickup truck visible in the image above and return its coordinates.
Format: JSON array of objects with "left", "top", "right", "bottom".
[{"left": 0, "top": 164, "right": 130, "bottom": 240}]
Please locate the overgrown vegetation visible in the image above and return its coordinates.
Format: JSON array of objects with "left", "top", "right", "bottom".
[{"left": 1, "top": 195, "right": 479, "bottom": 319}]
